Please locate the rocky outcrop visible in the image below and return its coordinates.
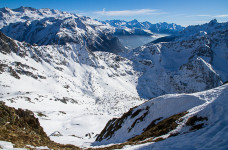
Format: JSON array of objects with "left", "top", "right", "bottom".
[
  {"left": 0, "top": 102, "right": 80, "bottom": 149},
  {"left": 0, "top": 31, "right": 17, "bottom": 54}
]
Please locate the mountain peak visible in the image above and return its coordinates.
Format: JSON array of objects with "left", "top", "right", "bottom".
[
  {"left": 0, "top": 7, "right": 11, "bottom": 13},
  {"left": 130, "top": 19, "right": 139, "bottom": 23},
  {"left": 208, "top": 19, "right": 218, "bottom": 26},
  {"left": 13, "top": 6, "right": 37, "bottom": 12}
]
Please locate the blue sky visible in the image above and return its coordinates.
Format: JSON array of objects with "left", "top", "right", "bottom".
[{"left": 1, "top": 0, "right": 228, "bottom": 26}]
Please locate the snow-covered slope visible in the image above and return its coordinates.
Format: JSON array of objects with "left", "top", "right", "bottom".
[
  {"left": 0, "top": 31, "right": 145, "bottom": 147},
  {"left": 95, "top": 83, "right": 228, "bottom": 149},
  {"left": 121, "top": 85, "right": 228, "bottom": 150},
  {"left": 0, "top": 6, "right": 75, "bottom": 28},
  {"left": 177, "top": 19, "right": 228, "bottom": 41},
  {"left": 0, "top": 7, "right": 125, "bottom": 54},
  {"left": 0, "top": 141, "right": 26, "bottom": 150},
  {"left": 122, "top": 20, "right": 228, "bottom": 99},
  {"left": 104, "top": 19, "right": 184, "bottom": 35}
]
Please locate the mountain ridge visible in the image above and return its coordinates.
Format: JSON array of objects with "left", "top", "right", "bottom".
[{"left": 103, "top": 19, "right": 184, "bottom": 35}]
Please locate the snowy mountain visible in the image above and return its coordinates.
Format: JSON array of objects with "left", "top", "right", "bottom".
[
  {"left": 177, "top": 19, "right": 228, "bottom": 41},
  {"left": 122, "top": 20, "right": 228, "bottom": 99},
  {"left": 104, "top": 19, "right": 184, "bottom": 35},
  {"left": 95, "top": 83, "right": 228, "bottom": 150},
  {"left": 94, "top": 19, "right": 228, "bottom": 148},
  {"left": 149, "top": 22, "right": 184, "bottom": 34},
  {"left": 0, "top": 29, "right": 146, "bottom": 147},
  {"left": 0, "top": 6, "right": 227, "bottom": 149},
  {"left": 105, "top": 19, "right": 149, "bottom": 30},
  {"left": 0, "top": 7, "right": 125, "bottom": 54},
  {"left": 0, "top": 6, "right": 75, "bottom": 28}
]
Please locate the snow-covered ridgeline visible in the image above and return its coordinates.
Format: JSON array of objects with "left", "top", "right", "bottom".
[
  {"left": 104, "top": 19, "right": 184, "bottom": 35},
  {"left": 123, "top": 21, "right": 228, "bottom": 98},
  {"left": 0, "top": 6, "right": 105, "bottom": 28}
]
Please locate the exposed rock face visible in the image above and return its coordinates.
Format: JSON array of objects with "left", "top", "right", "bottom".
[
  {"left": 0, "top": 102, "right": 48, "bottom": 146},
  {"left": 0, "top": 31, "right": 17, "bottom": 54}
]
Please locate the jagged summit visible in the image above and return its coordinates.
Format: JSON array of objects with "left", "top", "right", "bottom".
[
  {"left": 176, "top": 19, "right": 228, "bottom": 41},
  {"left": 129, "top": 19, "right": 140, "bottom": 25},
  {"left": 12, "top": 6, "right": 37, "bottom": 12},
  {"left": 208, "top": 18, "right": 218, "bottom": 25}
]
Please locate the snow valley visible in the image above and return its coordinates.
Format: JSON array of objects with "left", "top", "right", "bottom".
[{"left": 0, "top": 6, "right": 228, "bottom": 150}]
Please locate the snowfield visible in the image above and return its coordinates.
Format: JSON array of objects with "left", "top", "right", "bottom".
[
  {"left": 0, "top": 33, "right": 145, "bottom": 147},
  {"left": 95, "top": 84, "right": 228, "bottom": 150},
  {"left": 124, "top": 84, "right": 228, "bottom": 150},
  {"left": 0, "top": 141, "right": 26, "bottom": 150}
]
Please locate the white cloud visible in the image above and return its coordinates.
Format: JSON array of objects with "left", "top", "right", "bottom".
[
  {"left": 214, "top": 14, "right": 228, "bottom": 18},
  {"left": 195, "top": 15, "right": 211, "bottom": 17},
  {"left": 193, "top": 14, "right": 228, "bottom": 18},
  {"left": 94, "top": 9, "right": 162, "bottom": 16},
  {"left": 185, "top": 15, "right": 211, "bottom": 17}
]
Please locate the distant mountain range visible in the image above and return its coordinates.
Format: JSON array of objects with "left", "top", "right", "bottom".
[{"left": 103, "top": 19, "right": 185, "bottom": 35}]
